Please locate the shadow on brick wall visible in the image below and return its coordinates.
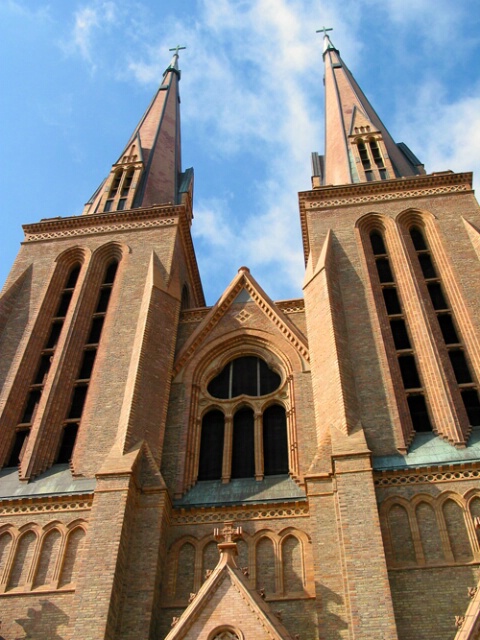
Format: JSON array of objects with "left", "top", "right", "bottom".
[
  {"left": 317, "top": 583, "right": 348, "bottom": 639},
  {"left": 14, "top": 600, "right": 69, "bottom": 640}
]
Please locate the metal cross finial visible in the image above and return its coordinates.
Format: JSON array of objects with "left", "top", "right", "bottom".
[
  {"left": 169, "top": 45, "right": 186, "bottom": 55},
  {"left": 316, "top": 27, "right": 333, "bottom": 37}
]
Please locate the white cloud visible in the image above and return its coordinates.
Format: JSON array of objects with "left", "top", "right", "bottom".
[
  {"left": 395, "top": 79, "right": 480, "bottom": 194},
  {"left": 65, "top": 1, "right": 117, "bottom": 70}
]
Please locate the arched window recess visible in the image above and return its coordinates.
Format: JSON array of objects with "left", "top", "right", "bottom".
[
  {"left": 368, "top": 229, "right": 433, "bottom": 437},
  {"left": 195, "top": 355, "right": 290, "bottom": 485},
  {"left": 355, "top": 137, "right": 389, "bottom": 182},
  {"left": 103, "top": 165, "right": 141, "bottom": 213},
  {"left": 409, "top": 225, "right": 480, "bottom": 427}
]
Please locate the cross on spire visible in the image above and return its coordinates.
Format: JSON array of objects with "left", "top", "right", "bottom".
[
  {"left": 169, "top": 45, "right": 186, "bottom": 55},
  {"left": 316, "top": 26, "right": 333, "bottom": 37}
]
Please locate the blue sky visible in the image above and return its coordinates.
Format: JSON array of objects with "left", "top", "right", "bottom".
[{"left": 2, "top": 0, "right": 480, "bottom": 305}]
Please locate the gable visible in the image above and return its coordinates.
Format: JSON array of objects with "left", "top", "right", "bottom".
[
  {"left": 173, "top": 268, "right": 309, "bottom": 380},
  {"left": 164, "top": 562, "right": 294, "bottom": 640}
]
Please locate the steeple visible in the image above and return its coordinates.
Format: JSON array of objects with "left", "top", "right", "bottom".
[
  {"left": 314, "top": 33, "right": 424, "bottom": 187},
  {"left": 83, "top": 48, "right": 190, "bottom": 215}
]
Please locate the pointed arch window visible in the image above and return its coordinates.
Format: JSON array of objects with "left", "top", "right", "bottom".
[
  {"left": 356, "top": 139, "right": 388, "bottom": 181},
  {"left": 369, "top": 230, "right": 433, "bottom": 432},
  {"left": 409, "top": 226, "right": 480, "bottom": 426},
  {"left": 55, "top": 260, "right": 119, "bottom": 463},
  {"left": 103, "top": 167, "right": 138, "bottom": 212},
  {"left": 197, "top": 356, "right": 289, "bottom": 483},
  {"left": 6, "top": 264, "right": 81, "bottom": 467}
]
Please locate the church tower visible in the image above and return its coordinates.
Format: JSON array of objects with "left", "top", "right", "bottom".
[{"left": 0, "top": 35, "right": 480, "bottom": 640}]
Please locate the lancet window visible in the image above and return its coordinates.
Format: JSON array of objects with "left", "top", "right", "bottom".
[
  {"left": 369, "top": 231, "right": 433, "bottom": 432},
  {"left": 55, "top": 260, "right": 119, "bottom": 463},
  {"left": 103, "top": 166, "right": 138, "bottom": 212},
  {"left": 197, "top": 356, "right": 288, "bottom": 482},
  {"left": 409, "top": 227, "right": 480, "bottom": 426},
  {"left": 7, "top": 264, "right": 81, "bottom": 467},
  {"left": 356, "top": 138, "right": 388, "bottom": 181}
]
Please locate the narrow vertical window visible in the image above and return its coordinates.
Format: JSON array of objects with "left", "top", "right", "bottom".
[
  {"left": 370, "top": 231, "right": 432, "bottom": 432},
  {"left": 198, "top": 410, "right": 224, "bottom": 480},
  {"left": 231, "top": 407, "right": 255, "bottom": 479},
  {"left": 410, "top": 227, "right": 480, "bottom": 425},
  {"left": 263, "top": 404, "right": 288, "bottom": 475},
  {"left": 358, "top": 142, "right": 373, "bottom": 181},
  {"left": 6, "top": 264, "right": 81, "bottom": 467},
  {"left": 104, "top": 170, "right": 122, "bottom": 212},
  {"left": 369, "top": 139, "right": 388, "bottom": 180},
  {"left": 55, "top": 260, "right": 118, "bottom": 463}
]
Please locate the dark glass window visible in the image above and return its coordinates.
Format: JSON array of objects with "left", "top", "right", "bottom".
[
  {"left": 232, "top": 357, "right": 258, "bottom": 397},
  {"left": 427, "top": 283, "right": 448, "bottom": 310},
  {"left": 55, "top": 291, "right": 73, "bottom": 318},
  {"left": 263, "top": 405, "right": 288, "bottom": 475},
  {"left": 376, "top": 258, "right": 394, "bottom": 283},
  {"left": 390, "top": 319, "right": 411, "bottom": 350},
  {"left": 370, "top": 232, "right": 386, "bottom": 255},
  {"left": 438, "top": 315, "right": 459, "bottom": 345},
  {"left": 104, "top": 199, "right": 113, "bottom": 213},
  {"left": 121, "top": 169, "right": 134, "bottom": 196},
  {"left": 95, "top": 288, "right": 112, "bottom": 313},
  {"left": 410, "top": 227, "right": 427, "bottom": 251},
  {"left": 198, "top": 410, "right": 225, "bottom": 480},
  {"left": 418, "top": 253, "right": 437, "bottom": 279},
  {"left": 34, "top": 354, "right": 52, "bottom": 385},
  {"left": 358, "top": 142, "right": 371, "bottom": 170},
  {"left": 56, "top": 423, "right": 79, "bottom": 464},
  {"left": 461, "top": 390, "right": 480, "bottom": 426},
  {"left": 103, "top": 262, "right": 118, "bottom": 284},
  {"left": 449, "top": 350, "right": 473, "bottom": 384},
  {"left": 407, "top": 395, "right": 433, "bottom": 432},
  {"left": 398, "top": 355, "right": 421, "bottom": 389},
  {"left": 382, "top": 288, "right": 401, "bottom": 315},
  {"left": 67, "top": 386, "right": 88, "bottom": 419},
  {"left": 231, "top": 408, "right": 255, "bottom": 479},
  {"left": 87, "top": 317, "right": 105, "bottom": 344},
  {"left": 78, "top": 349, "right": 97, "bottom": 380},
  {"left": 45, "top": 321, "right": 63, "bottom": 349},
  {"left": 65, "top": 266, "right": 81, "bottom": 289},
  {"left": 208, "top": 357, "right": 281, "bottom": 399},
  {"left": 7, "top": 430, "right": 30, "bottom": 467},
  {"left": 370, "top": 140, "right": 384, "bottom": 168},
  {"left": 109, "top": 171, "right": 122, "bottom": 197},
  {"left": 21, "top": 389, "right": 42, "bottom": 424}
]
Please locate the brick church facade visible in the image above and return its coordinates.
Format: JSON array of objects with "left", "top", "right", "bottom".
[{"left": 1, "top": 34, "right": 480, "bottom": 640}]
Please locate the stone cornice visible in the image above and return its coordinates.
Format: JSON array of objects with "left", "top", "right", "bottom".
[
  {"left": 374, "top": 460, "right": 480, "bottom": 488},
  {"left": 172, "top": 500, "right": 308, "bottom": 525},
  {"left": 299, "top": 172, "right": 474, "bottom": 263},
  {"left": 22, "top": 204, "right": 182, "bottom": 242},
  {"left": 22, "top": 202, "right": 206, "bottom": 307},
  {"left": 0, "top": 492, "right": 93, "bottom": 515}
]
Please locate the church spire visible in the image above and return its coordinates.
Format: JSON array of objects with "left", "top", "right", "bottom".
[
  {"left": 83, "top": 47, "right": 189, "bottom": 215},
  {"left": 315, "top": 33, "right": 424, "bottom": 187}
]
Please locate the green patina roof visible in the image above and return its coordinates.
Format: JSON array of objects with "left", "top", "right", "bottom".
[
  {"left": 175, "top": 475, "right": 306, "bottom": 508},
  {"left": 373, "top": 426, "right": 480, "bottom": 471}
]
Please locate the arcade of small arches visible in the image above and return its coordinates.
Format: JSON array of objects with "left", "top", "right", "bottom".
[
  {"left": 164, "top": 528, "right": 313, "bottom": 604},
  {"left": 0, "top": 520, "right": 87, "bottom": 594},
  {"left": 380, "top": 489, "right": 480, "bottom": 569}
]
